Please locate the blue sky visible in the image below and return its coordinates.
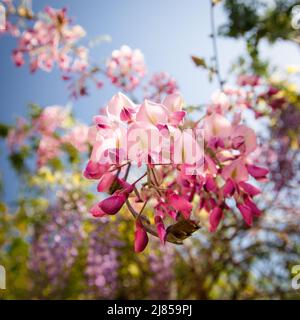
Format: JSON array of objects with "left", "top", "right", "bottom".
[{"left": 0, "top": 0, "right": 299, "bottom": 202}]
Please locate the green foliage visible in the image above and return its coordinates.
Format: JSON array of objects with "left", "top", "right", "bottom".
[
  {"left": 0, "top": 123, "right": 10, "bottom": 138},
  {"left": 220, "top": 0, "right": 300, "bottom": 74}
]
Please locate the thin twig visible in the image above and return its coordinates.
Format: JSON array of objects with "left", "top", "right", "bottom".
[
  {"left": 210, "top": 0, "right": 224, "bottom": 90},
  {"left": 125, "top": 199, "right": 183, "bottom": 245}
]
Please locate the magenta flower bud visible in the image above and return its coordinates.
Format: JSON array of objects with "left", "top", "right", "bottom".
[
  {"left": 134, "top": 219, "right": 149, "bottom": 253},
  {"left": 83, "top": 160, "right": 108, "bottom": 180},
  {"left": 154, "top": 216, "right": 166, "bottom": 244},
  {"left": 97, "top": 173, "right": 116, "bottom": 192},
  {"left": 223, "top": 179, "right": 235, "bottom": 197},
  {"left": 209, "top": 207, "right": 223, "bottom": 232},
  {"left": 89, "top": 203, "right": 107, "bottom": 218},
  {"left": 99, "top": 193, "right": 127, "bottom": 215},
  {"left": 239, "top": 181, "right": 261, "bottom": 197},
  {"left": 117, "top": 178, "right": 135, "bottom": 195},
  {"left": 237, "top": 203, "right": 253, "bottom": 226},
  {"left": 246, "top": 164, "right": 269, "bottom": 180},
  {"left": 205, "top": 175, "right": 217, "bottom": 192}
]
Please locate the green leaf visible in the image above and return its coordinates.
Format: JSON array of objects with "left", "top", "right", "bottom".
[
  {"left": 9, "top": 152, "right": 26, "bottom": 172},
  {"left": 0, "top": 123, "right": 10, "bottom": 138},
  {"left": 62, "top": 143, "right": 80, "bottom": 164}
]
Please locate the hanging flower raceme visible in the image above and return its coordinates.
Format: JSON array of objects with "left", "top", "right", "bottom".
[
  {"left": 106, "top": 45, "right": 146, "bottom": 92},
  {"left": 144, "top": 72, "right": 179, "bottom": 102},
  {"left": 84, "top": 90, "right": 268, "bottom": 252},
  {"left": 11, "top": 6, "right": 88, "bottom": 73},
  {"left": 6, "top": 104, "right": 90, "bottom": 168}
]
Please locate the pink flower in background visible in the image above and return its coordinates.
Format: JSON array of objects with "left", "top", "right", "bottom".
[
  {"left": 106, "top": 45, "right": 146, "bottom": 92},
  {"left": 37, "top": 135, "right": 61, "bottom": 167},
  {"left": 12, "top": 7, "right": 88, "bottom": 73},
  {"left": 207, "top": 91, "right": 230, "bottom": 115},
  {"left": 145, "top": 72, "right": 178, "bottom": 101},
  {"left": 0, "top": 21, "right": 20, "bottom": 37},
  {"left": 62, "top": 124, "right": 89, "bottom": 152},
  {"left": 237, "top": 74, "right": 260, "bottom": 87},
  {"left": 34, "top": 106, "right": 68, "bottom": 134},
  {"left": 7, "top": 117, "right": 29, "bottom": 150}
]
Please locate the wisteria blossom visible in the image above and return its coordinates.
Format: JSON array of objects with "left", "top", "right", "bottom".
[
  {"left": 144, "top": 72, "right": 179, "bottom": 101},
  {"left": 12, "top": 7, "right": 88, "bottom": 73},
  {"left": 84, "top": 90, "right": 269, "bottom": 252},
  {"left": 148, "top": 242, "right": 175, "bottom": 299},
  {"left": 6, "top": 104, "right": 89, "bottom": 168},
  {"left": 106, "top": 45, "right": 146, "bottom": 92},
  {"left": 85, "top": 219, "right": 123, "bottom": 299},
  {"left": 29, "top": 189, "right": 85, "bottom": 287}
]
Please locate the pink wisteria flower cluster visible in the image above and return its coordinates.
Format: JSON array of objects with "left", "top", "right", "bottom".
[
  {"left": 84, "top": 91, "right": 269, "bottom": 252},
  {"left": 144, "top": 72, "right": 179, "bottom": 102},
  {"left": 209, "top": 74, "right": 287, "bottom": 118},
  {"left": 7, "top": 105, "right": 89, "bottom": 167},
  {"left": 11, "top": 7, "right": 88, "bottom": 73},
  {"left": 1, "top": 3, "right": 179, "bottom": 100},
  {"left": 106, "top": 45, "right": 147, "bottom": 92}
]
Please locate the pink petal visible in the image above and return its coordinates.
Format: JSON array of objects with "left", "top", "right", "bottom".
[
  {"left": 237, "top": 203, "right": 253, "bottom": 226},
  {"left": 106, "top": 92, "right": 136, "bottom": 121},
  {"left": 116, "top": 178, "right": 135, "bottom": 194},
  {"left": 154, "top": 216, "right": 166, "bottom": 244},
  {"left": 162, "top": 93, "right": 184, "bottom": 113},
  {"left": 169, "top": 111, "right": 186, "bottom": 125},
  {"left": 93, "top": 115, "right": 111, "bottom": 129},
  {"left": 136, "top": 99, "right": 169, "bottom": 125},
  {"left": 120, "top": 106, "right": 136, "bottom": 122},
  {"left": 231, "top": 125, "right": 257, "bottom": 155},
  {"left": 205, "top": 155, "right": 218, "bottom": 175},
  {"left": 168, "top": 193, "right": 192, "bottom": 219},
  {"left": 205, "top": 175, "right": 217, "bottom": 192},
  {"left": 89, "top": 203, "right": 107, "bottom": 218},
  {"left": 209, "top": 207, "right": 223, "bottom": 232},
  {"left": 97, "top": 173, "right": 116, "bottom": 192},
  {"left": 222, "top": 159, "right": 249, "bottom": 183},
  {"left": 239, "top": 181, "right": 261, "bottom": 197},
  {"left": 204, "top": 113, "right": 232, "bottom": 141},
  {"left": 223, "top": 179, "right": 235, "bottom": 197},
  {"left": 83, "top": 160, "right": 108, "bottom": 180},
  {"left": 246, "top": 164, "right": 269, "bottom": 179},
  {"left": 244, "top": 197, "right": 262, "bottom": 217}
]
